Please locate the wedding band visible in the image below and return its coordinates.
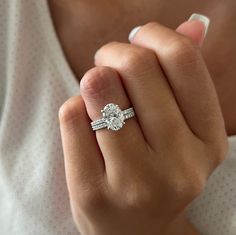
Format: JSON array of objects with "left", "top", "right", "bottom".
[{"left": 91, "top": 103, "right": 135, "bottom": 131}]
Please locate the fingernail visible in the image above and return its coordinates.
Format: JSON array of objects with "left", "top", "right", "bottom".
[
  {"left": 94, "top": 48, "right": 100, "bottom": 61},
  {"left": 128, "top": 25, "right": 142, "bottom": 42},
  {"left": 188, "top": 13, "right": 210, "bottom": 38}
]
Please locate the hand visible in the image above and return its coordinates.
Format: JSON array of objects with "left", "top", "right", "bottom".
[{"left": 59, "top": 18, "right": 228, "bottom": 235}]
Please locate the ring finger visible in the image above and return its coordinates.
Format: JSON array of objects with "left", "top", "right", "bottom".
[{"left": 80, "top": 66, "right": 148, "bottom": 179}]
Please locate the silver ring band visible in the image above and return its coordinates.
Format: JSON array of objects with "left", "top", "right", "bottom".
[{"left": 91, "top": 103, "right": 135, "bottom": 131}]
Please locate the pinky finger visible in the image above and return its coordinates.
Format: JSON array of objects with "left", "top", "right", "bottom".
[{"left": 59, "top": 95, "right": 105, "bottom": 202}]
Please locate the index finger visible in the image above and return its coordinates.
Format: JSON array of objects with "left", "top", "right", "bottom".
[{"left": 129, "top": 21, "right": 226, "bottom": 143}]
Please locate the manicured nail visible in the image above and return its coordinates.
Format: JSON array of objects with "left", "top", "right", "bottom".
[
  {"left": 128, "top": 25, "right": 142, "bottom": 42},
  {"left": 188, "top": 13, "right": 210, "bottom": 38},
  {"left": 94, "top": 48, "right": 100, "bottom": 61}
]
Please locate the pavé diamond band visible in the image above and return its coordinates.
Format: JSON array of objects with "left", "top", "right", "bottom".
[{"left": 91, "top": 103, "right": 135, "bottom": 131}]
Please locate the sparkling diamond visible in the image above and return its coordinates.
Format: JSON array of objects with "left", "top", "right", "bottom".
[{"left": 102, "top": 103, "right": 125, "bottom": 131}]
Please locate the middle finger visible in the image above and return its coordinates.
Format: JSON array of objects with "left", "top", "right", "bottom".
[{"left": 94, "top": 42, "right": 187, "bottom": 147}]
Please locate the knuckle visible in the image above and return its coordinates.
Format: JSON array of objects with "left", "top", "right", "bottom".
[
  {"left": 123, "top": 182, "right": 153, "bottom": 210},
  {"left": 80, "top": 66, "right": 115, "bottom": 99},
  {"left": 120, "top": 47, "right": 157, "bottom": 75},
  {"left": 99, "top": 41, "right": 119, "bottom": 51},
  {"left": 95, "top": 41, "right": 119, "bottom": 58},
  {"left": 59, "top": 96, "right": 83, "bottom": 124},
  {"left": 165, "top": 36, "right": 201, "bottom": 67},
  {"left": 171, "top": 170, "right": 205, "bottom": 203},
  {"left": 210, "top": 137, "right": 229, "bottom": 166},
  {"left": 186, "top": 174, "right": 205, "bottom": 199},
  {"left": 77, "top": 187, "right": 107, "bottom": 212},
  {"left": 143, "top": 21, "right": 160, "bottom": 31}
]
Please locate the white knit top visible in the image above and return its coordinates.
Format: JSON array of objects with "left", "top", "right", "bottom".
[{"left": 0, "top": 0, "right": 235, "bottom": 234}]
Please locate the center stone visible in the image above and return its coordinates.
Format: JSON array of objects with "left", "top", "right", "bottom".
[{"left": 101, "top": 103, "right": 125, "bottom": 131}]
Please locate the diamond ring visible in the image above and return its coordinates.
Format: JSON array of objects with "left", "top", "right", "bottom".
[{"left": 91, "top": 103, "right": 135, "bottom": 131}]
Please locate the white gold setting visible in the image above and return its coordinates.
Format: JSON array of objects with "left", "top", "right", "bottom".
[{"left": 91, "top": 103, "right": 135, "bottom": 131}]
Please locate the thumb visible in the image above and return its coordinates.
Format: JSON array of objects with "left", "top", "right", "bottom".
[{"left": 176, "top": 13, "right": 210, "bottom": 47}]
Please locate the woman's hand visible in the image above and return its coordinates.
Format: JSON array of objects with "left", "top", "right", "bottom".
[{"left": 59, "top": 17, "right": 228, "bottom": 235}]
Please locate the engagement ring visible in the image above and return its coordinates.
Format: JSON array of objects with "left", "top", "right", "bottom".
[{"left": 91, "top": 103, "right": 135, "bottom": 131}]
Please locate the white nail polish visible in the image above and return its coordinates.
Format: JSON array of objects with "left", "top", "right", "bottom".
[
  {"left": 94, "top": 48, "right": 100, "bottom": 61},
  {"left": 128, "top": 25, "right": 142, "bottom": 42},
  {"left": 188, "top": 13, "right": 210, "bottom": 38}
]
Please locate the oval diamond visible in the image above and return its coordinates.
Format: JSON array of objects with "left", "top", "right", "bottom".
[{"left": 102, "top": 103, "right": 125, "bottom": 131}]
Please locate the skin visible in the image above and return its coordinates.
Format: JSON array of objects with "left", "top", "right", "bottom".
[
  {"left": 48, "top": 0, "right": 235, "bottom": 234},
  {"left": 49, "top": 0, "right": 236, "bottom": 135}
]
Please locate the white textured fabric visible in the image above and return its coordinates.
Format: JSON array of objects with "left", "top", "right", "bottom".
[
  {"left": 0, "top": 1, "right": 235, "bottom": 234},
  {"left": 186, "top": 135, "right": 236, "bottom": 235}
]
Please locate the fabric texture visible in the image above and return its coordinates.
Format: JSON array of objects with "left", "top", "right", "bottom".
[{"left": 0, "top": 0, "right": 235, "bottom": 234}]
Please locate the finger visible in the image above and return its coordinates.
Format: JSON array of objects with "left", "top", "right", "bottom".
[
  {"left": 176, "top": 18, "right": 207, "bottom": 46},
  {"left": 80, "top": 66, "right": 148, "bottom": 177},
  {"left": 128, "top": 21, "right": 226, "bottom": 142},
  {"left": 94, "top": 42, "right": 188, "bottom": 148},
  {"left": 58, "top": 96, "right": 105, "bottom": 200}
]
